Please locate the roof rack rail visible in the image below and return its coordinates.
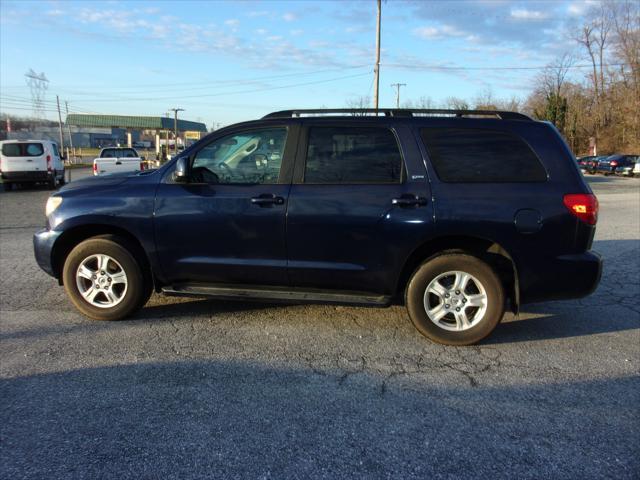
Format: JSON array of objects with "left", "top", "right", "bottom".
[{"left": 262, "top": 108, "right": 532, "bottom": 121}]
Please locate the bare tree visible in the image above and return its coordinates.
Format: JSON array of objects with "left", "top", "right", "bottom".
[
  {"left": 402, "top": 96, "right": 437, "bottom": 109},
  {"left": 345, "top": 95, "right": 371, "bottom": 116},
  {"left": 538, "top": 53, "right": 575, "bottom": 98},
  {"left": 444, "top": 97, "right": 470, "bottom": 110},
  {"left": 609, "top": 0, "right": 640, "bottom": 145}
]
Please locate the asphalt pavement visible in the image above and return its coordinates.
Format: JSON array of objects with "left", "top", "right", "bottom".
[{"left": 1, "top": 171, "right": 638, "bottom": 479}]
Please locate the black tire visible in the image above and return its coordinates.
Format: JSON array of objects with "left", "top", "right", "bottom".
[
  {"left": 59, "top": 170, "right": 66, "bottom": 185},
  {"left": 48, "top": 172, "right": 57, "bottom": 190},
  {"left": 405, "top": 253, "right": 505, "bottom": 346},
  {"left": 62, "top": 235, "right": 149, "bottom": 320}
]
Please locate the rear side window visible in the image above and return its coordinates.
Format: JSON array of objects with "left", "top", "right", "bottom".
[
  {"left": 1, "top": 143, "right": 44, "bottom": 157},
  {"left": 304, "top": 127, "right": 402, "bottom": 184},
  {"left": 420, "top": 128, "right": 547, "bottom": 183}
]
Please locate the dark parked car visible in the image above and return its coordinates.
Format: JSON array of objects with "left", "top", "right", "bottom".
[
  {"left": 595, "top": 154, "right": 639, "bottom": 175},
  {"left": 576, "top": 155, "right": 605, "bottom": 174},
  {"left": 34, "top": 108, "right": 602, "bottom": 345}
]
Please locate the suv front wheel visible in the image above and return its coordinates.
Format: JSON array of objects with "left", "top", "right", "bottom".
[
  {"left": 406, "top": 254, "right": 505, "bottom": 345},
  {"left": 62, "top": 236, "right": 150, "bottom": 320}
]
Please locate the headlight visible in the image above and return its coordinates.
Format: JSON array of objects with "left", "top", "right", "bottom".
[{"left": 45, "top": 196, "right": 63, "bottom": 217}]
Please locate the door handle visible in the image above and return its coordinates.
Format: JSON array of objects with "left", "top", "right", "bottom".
[
  {"left": 115, "top": 161, "right": 122, "bottom": 165},
  {"left": 391, "top": 195, "right": 428, "bottom": 207},
  {"left": 251, "top": 194, "right": 285, "bottom": 206}
]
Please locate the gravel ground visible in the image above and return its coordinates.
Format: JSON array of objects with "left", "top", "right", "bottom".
[{"left": 1, "top": 172, "right": 639, "bottom": 479}]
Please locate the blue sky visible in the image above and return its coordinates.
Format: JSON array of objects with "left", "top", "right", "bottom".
[{"left": 1, "top": 0, "right": 597, "bottom": 128}]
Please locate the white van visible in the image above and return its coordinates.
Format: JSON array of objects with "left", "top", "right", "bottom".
[{"left": 0, "top": 140, "right": 65, "bottom": 190}]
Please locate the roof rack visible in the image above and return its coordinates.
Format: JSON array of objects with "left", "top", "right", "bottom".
[{"left": 262, "top": 108, "right": 532, "bottom": 121}]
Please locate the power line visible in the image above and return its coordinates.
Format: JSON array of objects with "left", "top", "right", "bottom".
[
  {"left": 29, "top": 72, "right": 373, "bottom": 103},
  {"left": 0, "top": 65, "right": 371, "bottom": 92},
  {"left": 383, "top": 62, "right": 631, "bottom": 71},
  {"left": 0, "top": 98, "right": 90, "bottom": 114}
]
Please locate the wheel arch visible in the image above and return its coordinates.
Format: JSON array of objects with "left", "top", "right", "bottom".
[
  {"left": 51, "top": 224, "right": 154, "bottom": 288},
  {"left": 396, "top": 235, "right": 520, "bottom": 312}
]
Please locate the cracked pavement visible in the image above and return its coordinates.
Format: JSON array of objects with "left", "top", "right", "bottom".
[{"left": 1, "top": 172, "right": 639, "bottom": 479}]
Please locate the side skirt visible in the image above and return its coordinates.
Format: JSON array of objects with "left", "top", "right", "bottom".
[{"left": 161, "top": 283, "right": 392, "bottom": 307}]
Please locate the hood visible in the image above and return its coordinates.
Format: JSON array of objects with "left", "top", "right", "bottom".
[{"left": 59, "top": 171, "right": 135, "bottom": 191}]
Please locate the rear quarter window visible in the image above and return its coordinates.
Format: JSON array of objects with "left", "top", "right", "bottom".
[
  {"left": 1, "top": 143, "right": 44, "bottom": 157},
  {"left": 420, "top": 128, "right": 547, "bottom": 183}
]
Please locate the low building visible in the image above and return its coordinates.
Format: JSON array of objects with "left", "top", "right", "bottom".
[{"left": 65, "top": 114, "right": 208, "bottom": 150}]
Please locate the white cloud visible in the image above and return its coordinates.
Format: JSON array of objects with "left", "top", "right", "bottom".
[
  {"left": 224, "top": 19, "right": 239, "bottom": 27},
  {"left": 247, "top": 10, "right": 269, "bottom": 18},
  {"left": 309, "top": 40, "right": 330, "bottom": 48},
  {"left": 290, "top": 29, "right": 304, "bottom": 36},
  {"left": 510, "top": 8, "right": 549, "bottom": 21},
  {"left": 282, "top": 12, "right": 297, "bottom": 22},
  {"left": 414, "top": 24, "right": 466, "bottom": 40},
  {"left": 567, "top": 1, "right": 598, "bottom": 17}
]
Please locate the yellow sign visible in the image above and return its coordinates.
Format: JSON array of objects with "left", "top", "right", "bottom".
[{"left": 184, "top": 131, "right": 201, "bottom": 140}]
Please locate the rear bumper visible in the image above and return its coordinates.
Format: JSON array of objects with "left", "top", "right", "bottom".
[
  {"left": 1, "top": 171, "right": 52, "bottom": 183},
  {"left": 520, "top": 251, "right": 603, "bottom": 304},
  {"left": 33, "top": 228, "right": 62, "bottom": 278}
]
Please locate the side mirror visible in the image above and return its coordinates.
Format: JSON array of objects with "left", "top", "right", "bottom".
[{"left": 174, "top": 156, "right": 189, "bottom": 182}]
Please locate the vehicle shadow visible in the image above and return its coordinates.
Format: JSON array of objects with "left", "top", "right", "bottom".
[
  {"left": 1, "top": 360, "right": 638, "bottom": 478},
  {"left": 0, "top": 182, "right": 53, "bottom": 192},
  {"left": 584, "top": 174, "right": 632, "bottom": 183},
  {"left": 136, "top": 296, "right": 287, "bottom": 320},
  {"left": 487, "top": 305, "right": 639, "bottom": 345}
]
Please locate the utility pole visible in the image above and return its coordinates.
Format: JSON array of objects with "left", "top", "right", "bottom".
[
  {"left": 390, "top": 83, "right": 406, "bottom": 108},
  {"left": 65, "top": 101, "right": 74, "bottom": 160},
  {"left": 55, "top": 95, "right": 64, "bottom": 153},
  {"left": 170, "top": 107, "right": 184, "bottom": 152},
  {"left": 373, "top": 0, "right": 381, "bottom": 110}
]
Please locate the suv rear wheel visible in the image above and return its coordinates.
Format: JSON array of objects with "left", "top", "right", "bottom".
[
  {"left": 62, "top": 236, "right": 149, "bottom": 320},
  {"left": 406, "top": 254, "right": 505, "bottom": 345}
]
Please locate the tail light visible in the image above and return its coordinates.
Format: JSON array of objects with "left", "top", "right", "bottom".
[
  {"left": 610, "top": 161, "right": 618, "bottom": 167},
  {"left": 563, "top": 193, "right": 598, "bottom": 225},
  {"left": 93, "top": 162, "right": 97, "bottom": 174},
  {"left": 140, "top": 161, "right": 145, "bottom": 171},
  {"left": 46, "top": 154, "right": 52, "bottom": 172}
]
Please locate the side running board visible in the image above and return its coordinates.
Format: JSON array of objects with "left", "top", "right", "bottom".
[{"left": 161, "top": 284, "right": 391, "bottom": 306}]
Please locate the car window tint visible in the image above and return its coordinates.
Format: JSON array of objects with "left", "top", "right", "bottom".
[
  {"left": 1, "top": 143, "right": 44, "bottom": 157},
  {"left": 51, "top": 143, "right": 60, "bottom": 157},
  {"left": 304, "top": 127, "right": 402, "bottom": 184},
  {"left": 1, "top": 144, "right": 21, "bottom": 156},
  {"left": 25, "top": 144, "right": 43, "bottom": 156},
  {"left": 420, "top": 128, "right": 547, "bottom": 183},
  {"left": 192, "top": 128, "right": 287, "bottom": 184}
]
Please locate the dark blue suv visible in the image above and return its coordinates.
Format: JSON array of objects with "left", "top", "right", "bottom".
[{"left": 34, "top": 109, "right": 602, "bottom": 345}]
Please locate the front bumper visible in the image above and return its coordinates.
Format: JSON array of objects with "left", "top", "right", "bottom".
[
  {"left": 33, "top": 229, "right": 62, "bottom": 278},
  {"left": 520, "top": 251, "right": 603, "bottom": 304},
  {"left": 2, "top": 171, "right": 52, "bottom": 183}
]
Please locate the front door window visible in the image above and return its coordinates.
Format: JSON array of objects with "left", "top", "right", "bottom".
[{"left": 192, "top": 128, "right": 287, "bottom": 184}]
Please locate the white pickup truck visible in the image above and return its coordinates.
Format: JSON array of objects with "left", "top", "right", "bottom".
[{"left": 93, "top": 147, "right": 145, "bottom": 176}]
